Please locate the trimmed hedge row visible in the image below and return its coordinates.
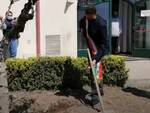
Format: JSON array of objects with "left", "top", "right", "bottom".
[
  {"left": 102, "top": 55, "right": 129, "bottom": 86},
  {"left": 6, "top": 56, "right": 129, "bottom": 91}
]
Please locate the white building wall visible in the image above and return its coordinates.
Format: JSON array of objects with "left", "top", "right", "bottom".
[
  {"left": 0, "top": 0, "right": 10, "bottom": 40},
  {"left": 0, "top": 0, "right": 77, "bottom": 58},
  {"left": 40, "top": 0, "right": 77, "bottom": 57}
]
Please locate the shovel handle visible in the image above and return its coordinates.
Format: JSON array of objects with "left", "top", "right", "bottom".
[{"left": 87, "top": 48, "right": 105, "bottom": 113}]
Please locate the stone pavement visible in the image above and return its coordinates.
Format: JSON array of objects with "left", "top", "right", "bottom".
[
  {"left": 0, "top": 62, "right": 9, "bottom": 113},
  {"left": 125, "top": 57, "right": 150, "bottom": 90}
]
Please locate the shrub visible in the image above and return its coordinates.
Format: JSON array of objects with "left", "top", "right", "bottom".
[
  {"left": 6, "top": 57, "right": 88, "bottom": 91},
  {"left": 6, "top": 55, "right": 129, "bottom": 91},
  {"left": 63, "top": 57, "right": 89, "bottom": 89},
  {"left": 102, "top": 55, "right": 129, "bottom": 87}
]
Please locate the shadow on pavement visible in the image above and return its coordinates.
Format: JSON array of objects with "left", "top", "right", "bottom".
[{"left": 123, "top": 87, "right": 150, "bottom": 99}]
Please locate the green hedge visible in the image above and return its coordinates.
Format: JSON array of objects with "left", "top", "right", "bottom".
[
  {"left": 6, "top": 57, "right": 89, "bottom": 91},
  {"left": 102, "top": 55, "right": 129, "bottom": 87},
  {"left": 6, "top": 56, "right": 129, "bottom": 91}
]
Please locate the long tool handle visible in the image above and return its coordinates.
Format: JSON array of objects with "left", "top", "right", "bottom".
[{"left": 87, "top": 48, "right": 104, "bottom": 113}]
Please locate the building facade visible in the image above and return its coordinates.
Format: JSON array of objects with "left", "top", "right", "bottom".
[
  {"left": 78, "top": 0, "right": 150, "bottom": 58},
  {"left": 0, "top": 0, "right": 78, "bottom": 58},
  {"left": 0, "top": 0, "right": 150, "bottom": 58}
]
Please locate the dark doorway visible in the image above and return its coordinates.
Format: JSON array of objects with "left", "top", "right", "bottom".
[
  {"left": 112, "top": 0, "right": 133, "bottom": 55},
  {"left": 119, "top": 0, "right": 133, "bottom": 54},
  {"left": 112, "top": 0, "right": 119, "bottom": 14}
]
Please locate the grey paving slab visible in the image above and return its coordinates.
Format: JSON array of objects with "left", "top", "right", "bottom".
[{"left": 125, "top": 58, "right": 150, "bottom": 89}]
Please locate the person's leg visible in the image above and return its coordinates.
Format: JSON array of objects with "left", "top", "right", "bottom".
[
  {"left": 90, "top": 65, "right": 104, "bottom": 107},
  {"left": 112, "top": 36, "right": 119, "bottom": 54},
  {"left": 112, "top": 37, "right": 115, "bottom": 54},
  {"left": 2, "top": 38, "right": 10, "bottom": 60},
  {"left": 90, "top": 63, "right": 104, "bottom": 96},
  {"left": 115, "top": 37, "right": 119, "bottom": 54},
  {"left": 89, "top": 48, "right": 107, "bottom": 106},
  {"left": 9, "top": 38, "right": 18, "bottom": 58}
]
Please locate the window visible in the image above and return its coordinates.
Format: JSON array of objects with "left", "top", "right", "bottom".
[{"left": 134, "top": 0, "right": 150, "bottom": 49}]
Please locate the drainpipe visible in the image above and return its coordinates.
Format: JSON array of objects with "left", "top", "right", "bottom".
[{"left": 36, "top": 0, "right": 41, "bottom": 57}]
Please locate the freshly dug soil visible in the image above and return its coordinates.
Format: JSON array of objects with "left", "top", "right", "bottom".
[{"left": 9, "top": 86, "right": 150, "bottom": 113}]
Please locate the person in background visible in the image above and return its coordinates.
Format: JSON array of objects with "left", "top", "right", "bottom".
[
  {"left": 0, "top": 11, "right": 19, "bottom": 58},
  {"left": 0, "top": 15, "right": 4, "bottom": 29},
  {"left": 111, "top": 11, "right": 122, "bottom": 54}
]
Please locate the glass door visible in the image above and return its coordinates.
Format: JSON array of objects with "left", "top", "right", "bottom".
[
  {"left": 133, "top": 0, "right": 150, "bottom": 57},
  {"left": 77, "top": 0, "right": 112, "bottom": 57}
]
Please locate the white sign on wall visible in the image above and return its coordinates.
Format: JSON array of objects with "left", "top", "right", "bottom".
[{"left": 141, "top": 10, "right": 150, "bottom": 17}]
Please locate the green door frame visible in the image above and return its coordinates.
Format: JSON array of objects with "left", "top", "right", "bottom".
[
  {"left": 77, "top": 0, "right": 112, "bottom": 57},
  {"left": 132, "top": 0, "right": 150, "bottom": 58}
]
